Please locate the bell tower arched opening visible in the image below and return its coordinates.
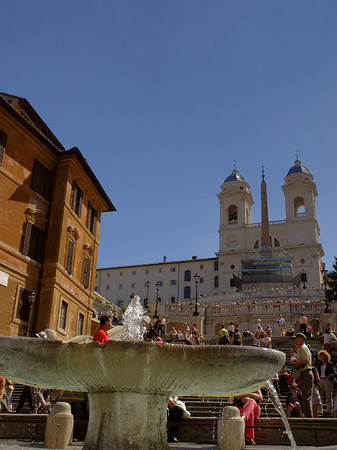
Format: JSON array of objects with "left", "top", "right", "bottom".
[
  {"left": 294, "top": 196, "right": 305, "bottom": 217},
  {"left": 228, "top": 205, "right": 238, "bottom": 223}
]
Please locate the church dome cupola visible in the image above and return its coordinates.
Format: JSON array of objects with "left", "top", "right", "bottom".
[
  {"left": 224, "top": 168, "right": 245, "bottom": 183},
  {"left": 286, "top": 158, "right": 310, "bottom": 176}
]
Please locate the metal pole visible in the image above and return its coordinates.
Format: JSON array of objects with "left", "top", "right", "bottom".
[{"left": 154, "top": 284, "right": 159, "bottom": 319}]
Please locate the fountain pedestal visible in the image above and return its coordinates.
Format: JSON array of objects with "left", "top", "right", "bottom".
[{"left": 84, "top": 391, "right": 170, "bottom": 450}]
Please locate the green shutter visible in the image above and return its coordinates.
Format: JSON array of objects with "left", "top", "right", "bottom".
[{"left": 66, "top": 241, "right": 75, "bottom": 274}]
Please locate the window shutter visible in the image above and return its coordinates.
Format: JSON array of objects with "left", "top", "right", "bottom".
[
  {"left": 82, "top": 257, "right": 91, "bottom": 289},
  {"left": 86, "top": 202, "right": 92, "bottom": 229},
  {"left": 0, "top": 130, "right": 7, "bottom": 148},
  {"left": 92, "top": 209, "right": 98, "bottom": 235},
  {"left": 43, "top": 168, "right": 53, "bottom": 201},
  {"left": 72, "top": 182, "right": 78, "bottom": 212},
  {"left": 66, "top": 241, "right": 75, "bottom": 274},
  {"left": 22, "top": 222, "right": 32, "bottom": 255},
  {"left": 77, "top": 189, "right": 83, "bottom": 218},
  {"left": 31, "top": 160, "right": 44, "bottom": 194},
  {"left": 0, "top": 147, "right": 4, "bottom": 165}
]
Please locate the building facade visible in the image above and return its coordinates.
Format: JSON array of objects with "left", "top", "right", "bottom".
[
  {"left": 96, "top": 159, "right": 324, "bottom": 307},
  {"left": 0, "top": 92, "right": 115, "bottom": 339},
  {"left": 217, "top": 160, "right": 324, "bottom": 291},
  {"left": 95, "top": 256, "right": 219, "bottom": 307}
]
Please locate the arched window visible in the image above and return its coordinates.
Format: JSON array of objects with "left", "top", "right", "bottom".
[
  {"left": 294, "top": 197, "right": 305, "bottom": 217},
  {"left": 184, "top": 286, "right": 191, "bottom": 299},
  {"left": 274, "top": 238, "right": 280, "bottom": 247},
  {"left": 170, "top": 296, "right": 175, "bottom": 303},
  {"left": 228, "top": 204, "right": 238, "bottom": 223},
  {"left": 184, "top": 270, "right": 191, "bottom": 282}
]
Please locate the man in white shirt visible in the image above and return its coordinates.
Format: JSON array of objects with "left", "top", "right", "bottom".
[{"left": 276, "top": 314, "right": 286, "bottom": 337}]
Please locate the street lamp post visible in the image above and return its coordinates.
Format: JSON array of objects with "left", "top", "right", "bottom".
[
  {"left": 154, "top": 282, "right": 160, "bottom": 319},
  {"left": 193, "top": 273, "right": 200, "bottom": 316},
  {"left": 145, "top": 280, "right": 150, "bottom": 308},
  {"left": 322, "top": 268, "right": 331, "bottom": 313},
  {"left": 26, "top": 290, "right": 36, "bottom": 337}
]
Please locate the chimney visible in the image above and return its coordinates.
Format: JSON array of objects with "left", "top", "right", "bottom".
[
  {"left": 192, "top": 256, "right": 197, "bottom": 260},
  {"left": 163, "top": 256, "right": 167, "bottom": 263}
]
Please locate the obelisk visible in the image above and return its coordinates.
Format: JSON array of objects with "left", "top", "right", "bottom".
[{"left": 260, "top": 166, "right": 272, "bottom": 257}]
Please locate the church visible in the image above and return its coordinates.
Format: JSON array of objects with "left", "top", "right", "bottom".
[{"left": 96, "top": 159, "right": 324, "bottom": 306}]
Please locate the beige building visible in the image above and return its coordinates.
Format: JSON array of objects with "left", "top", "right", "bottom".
[
  {"left": 97, "top": 159, "right": 324, "bottom": 306},
  {"left": 217, "top": 159, "right": 324, "bottom": 291}
]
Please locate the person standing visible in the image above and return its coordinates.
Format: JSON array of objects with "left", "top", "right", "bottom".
[
  {"left": 276, "top": 314, "right": 286, "bottom": 337},
  {"left": 311, "top": 315, "right": 320, "bottom": 338},
  {"left": 317, "top": 350, "right": 335, "bottom": 416},
  {"left": 299, "top": 314, "right": 308, "bottom": 335},
  {"left": 217, "top": 324, "right": 229, "bottom": 345},
  {"left": 231, "top": 327, "right": 242, "bottom": 346},
  {"left": 93, "top": 315, "right": 112, "bottom": 343},
  {"left": 291, "top": 332, "right": 313, "bottom": 417}
]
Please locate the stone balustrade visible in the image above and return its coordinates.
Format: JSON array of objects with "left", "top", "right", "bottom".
[{"left": 150, "top": 299, "right": 336, "bottom": 319}]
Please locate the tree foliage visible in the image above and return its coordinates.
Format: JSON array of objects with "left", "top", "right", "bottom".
[{"left": 327, "top": 256, "right": 337, "bottom": 301}]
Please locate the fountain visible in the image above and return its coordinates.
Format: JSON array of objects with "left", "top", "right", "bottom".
[{"left": 0, "top": 296, "right": 285, "bottom": 450}]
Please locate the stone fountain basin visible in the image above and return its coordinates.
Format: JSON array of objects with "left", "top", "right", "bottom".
[{"left": 0, "top": 337, "right": 284, "bottom": 396}]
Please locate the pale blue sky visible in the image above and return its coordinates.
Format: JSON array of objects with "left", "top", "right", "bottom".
[{"left": 2, "top": 1, "right": 337, "bottom": 269}]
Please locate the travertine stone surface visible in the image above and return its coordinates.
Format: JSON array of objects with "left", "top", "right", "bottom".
[
  {"left": 0, "top": 337, "right": 285, "bottom": 450},
  {"left": 218, "top": 406, "right": 245, "bottom": 450},
  {"left": 44, "top": 402, "right": 73, "bottom": 449}
]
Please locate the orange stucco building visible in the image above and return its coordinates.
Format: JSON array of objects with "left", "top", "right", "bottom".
[{"left": 0, "top": 92, "right": 115, "bottom": 339}]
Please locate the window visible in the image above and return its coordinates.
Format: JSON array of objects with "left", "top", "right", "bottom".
[
  {"left": 274, "top": 238, "right": 280, "bottom": 247},
  {"left": 95, "top": 285, "right": 98, "bottom": 291},
  {"left": 228, "top": 204, "right": 238, "bottom": 223},
  {"left": 120, "top": 272, "right": 123, "bottom": 276},
  {"left": 170, "top": 296, "right": 176, "bottom": 303},
  {"left": 144, "top": 281, "right": 148, "bottom": 287},
  {"left": 145, "top": 269, "right": 149, "bottom": 274},
  {"left": 107, "top": 272, "right": 110, "bottom": 278},
  {"left": 200, "top": 277, "right": 204, "bottom": 283},
  {"left": 159, "top": 268, "right": 162, "bottom": 273},
  {"left": 170, "top": 280, "right": 177, "bottom": 285},
  {"left": 157, "top": 281, "right": 163, "bottom": 286},
  {"left": 65, "top": 240, "right": 75, "bottom": 274},
  {"left": 170, "top": 267, "right": 175, "bottom": 272},
  {"left": 15, "top": 288, "right": 30, "bottom": 322},
  {"left": 22, "top": 222, "right": 45, "bottom": 263},
  {"left": 77, "top": 313, "right": 84, "bottom": 335},
  {"left": 185, "top": 270, "right": 191, "bottom": 281},
  {"left": 214, "top": 276, "right": 219, "bottom": 288},
  {"left": 31, "top": 160, "right": 53, "bottom": 201},
  {"left": 200, "top": 264, "right": 203, "bottom": 270},
  {"left": 106, "top": 285, "right": 110, "bottom": 290},
  {"left": 230, "top": 278, "right": 235, "bottom": 287},
  {"left": 184, "top": 286, "right": 191, "bottom": 299},
  {"left": 71, "top": 181, "right": 83, "bottom": 217},
  {"left": 214, "top": 261, "right": 219, "bottom": 271},
  {"left": 86, "top": 202, "right": 98, "bottom": 235},
  {"left": 0, "top": 129, "right": 8, "bottom": 165},
  {"left": 119, "top": 284, "right": 122, "bottom": 289},
  {"left": 95, "top": 273, "right": 98, "bottom": 279},
  {"left": 132, "top": 283, "right": 135, "bottom": 289},
  {"left": 132, "top": 271, "right": 136, "bottom": 275},
  {"left": 230, "top": 264, "right": 235, "bottom": 270},
  {"left": 82, "top": 257, "right": 91, "bottom": 289},
  {"left": 59, "top": 301, "right": 68, "bottom": 329}
]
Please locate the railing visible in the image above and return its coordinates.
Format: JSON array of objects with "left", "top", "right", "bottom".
[
  {"left": 205, "top": 302, "right": 329, "bottom": 317},
  {"left": 246, "top": 219, "right": 287, "bottom": 227}
]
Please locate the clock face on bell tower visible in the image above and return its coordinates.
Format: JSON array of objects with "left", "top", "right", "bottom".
[{"left": 225, "top": 235, "right": 239, "bottom": 248}]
